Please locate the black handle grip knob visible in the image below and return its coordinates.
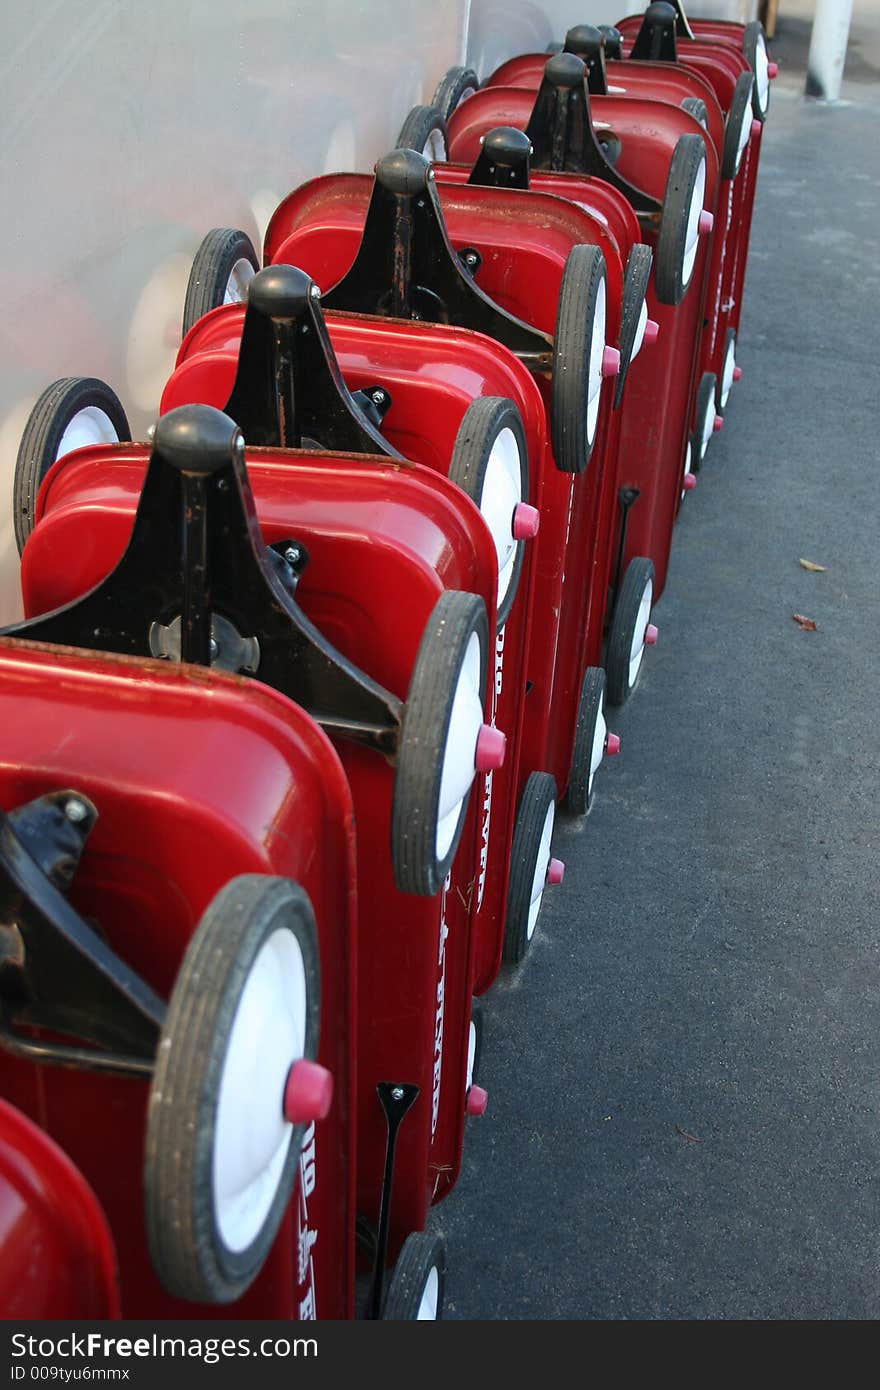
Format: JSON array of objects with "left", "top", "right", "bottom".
[
  {"left": 543, "top": 53, "right": 587, "bottom": 89},
  {"left": 599, "top": 26, "right": 623, "bottom": 59},
  {"left": 152, "top": 404, "right": 242, "bottom": 476},
  {"left": 375, "top": 148, "right": 431, "bottom": 195},
  {"left": 564, "top": 25, "right": 603, "bottom": 60},
  {"left": 645, "top": 2, "right": 677, "bottom": 25},
  {"left": 482, "top": 126, "right": 532, "bottom": 162},
  {"left": 248, "top": 264, "right": 315, "bottom": 320}
]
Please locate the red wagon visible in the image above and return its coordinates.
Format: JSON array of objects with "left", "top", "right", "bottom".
[{"left": 7, "top": 403, "right": 500, "bottom": 1286}]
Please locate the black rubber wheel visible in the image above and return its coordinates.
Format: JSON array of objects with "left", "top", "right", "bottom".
[
  {"left": 615, "top": 243, "right": 654, "bottom": 407},
  {"left": 550, "top": 243, "right": 607, "bottom": 474},
  {"left": 693, "top": 370, "right": 718, "bottom": 466},
  {"left": 144, "top": 875, "right": 321, "bottom": 1305},
  {"left": 182, "top": 228, "right": 260, "bottom": 338},
  {"left": 382, "top": 1231, "right": 447, "bottom": 1319},
  {"left": 431, "top": 66, "right": 480, "bottom": 122},
  {"left": 392, "top": 591, "right": 490, "bottom": 897},
  {"left": 395, "top": 105, "right": 448, "bottom": 162},
  {"left": 606, "top": 557, "right": 655, "bottom": 706},
  {"left": 564, "top": 666, "right": 608, "bottom": 816},
  {"left": 503, "top": 771, "right": 557, "bottom": 965},
  {"left": 721, "top": 72, "right": 755, "bottom": 180},
  {"left": 466, "top": 997, "right": 484, "bottom": 1096},
  {"left": 743, "top": 21, "right": 770, "bottom": 122},
  {"left": 448, "top": 397, "right": 529, "bottom": 629},
  {"left": 14, "top": 377, "right": 130, "bottom": 556},
  {"left": 654, "top": 134, "right": 707, "bottom": 305},
  {"left": 717, "top": 328, "right": 737, "bottom": 414},
  {"left": 681, "top": 96, "right": 709, "bottom": 129}
]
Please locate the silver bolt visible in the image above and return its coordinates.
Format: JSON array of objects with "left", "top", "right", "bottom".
[
  {"left": 310, "top": 284, "right": 321, "bottom": 299},
  {"left": 65, "top": 798, "right": 89, "bottom": 824},
  {"left": 372, "top": 390, "right": 386, "bottom": 405},
  {"left": 391, "top": 1086, "right": 405, "bottom": 1101},
  {"left": 284, "top": 545, "right": 302, "bottom": 567}
]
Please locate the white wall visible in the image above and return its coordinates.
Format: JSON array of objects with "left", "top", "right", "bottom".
[
  {"left": 0, "top": 0, "right": 755, "bottom": 622},
  {"left": 0, "top": 0, "right": 469, "bottom": 620}
]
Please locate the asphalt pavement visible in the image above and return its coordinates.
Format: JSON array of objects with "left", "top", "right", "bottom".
[{"left": 437, "top": 18, "right": 880, "bottom": 1320}]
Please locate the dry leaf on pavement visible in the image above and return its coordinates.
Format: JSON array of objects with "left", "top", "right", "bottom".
[{"left": 792, "top": 614, "right": 818, "bottom": 631}]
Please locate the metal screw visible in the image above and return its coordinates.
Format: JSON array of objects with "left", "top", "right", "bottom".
[
  {"left": 371, "top": 390, "right": 386, "bottom": 405},
  {"left": 310, "top": 284, "right": 321, "bottom": 299},
  {"left": 64, "top": 798, "right": 89, "bottom": 824},
  {"left": 391, "top": 1086, "right": 405, "bottom": 1101},
  {"left": 284, "top": 545, "right": 302, "bottom": 567},
  {"left": 465, "top": 253, "right": 477, "bottom": 267}
]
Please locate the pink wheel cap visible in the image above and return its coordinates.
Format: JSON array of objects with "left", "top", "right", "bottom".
[
  {"left": 713, "top": 414, "right": 724, "bottom": 432},
  {"left": 768, "top": 61, "right": 778, "bottom": 78},
  {"left": 698, "top": 210, "right": 714, "bottom": 236},
  {"left": 643, "top": 319, "right": 660, "bottom": 345},
  {"left": 605, "top": 731, "right": 621, "bottom": 756},
  {"left": 475, "top": 723, "right": 506, "bottom": 772},
  {"left": 733, "top": 365, "right": 743, "bottom": 382},
  {"left": 683, "top": 472, "right": 697, "bottom": 491},
  {"left": 547, "top": 857, "right": 565, "bottom": 885},
  {"left": 644, "top": 623, "right": 659, "bottom": 646},
  {"left": 601, "top": 345, "right": 621, "bottom": 378},
  {"left": 466, "top": 1085, "right": 489, "bottom": 1117},
  {"left": 283, "top": 1059, "right": 334, "bottom": 1124},
  {"left": 512, "top": 502, "right": 540, "bottom": 540}
]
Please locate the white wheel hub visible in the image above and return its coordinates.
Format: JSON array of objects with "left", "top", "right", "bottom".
[
  {"left": 465, "top": 1018, "right": 477, "bottom": 1091},
  {"left": 224, "top": 258, "right": 256, "bottom": 305},
  {"left": 755, "top": 35, "right": 770, "bottom": 117},
  {"left": 720, "top": 336, "right": 737, "bottom": 409},
  {"left": 700, "top": 391, "right": 715, "bottom": 460},
  {"left": 56, "top": 407, "right": 119, "bottom": 461},
  {"left": 732, "top": 98, "right": 752, "bottom": 177},
  {"left": 527, "top": 799, "right": 555, "bottom": 942},
  {"left": 586, "top": 276, "right": 607, "bottom": 445},
  {"left": 435, "top": 631, "right": 484, "bottom": 861},
  {"left": 480, "top": 426, "right": 525, "bottom": 611},
  {"left": 681, "top": 157, "right": 707, "bottom": 290},
  {"left": 417, "top": 1266, "right": 440, "bottom": 1319},
  {"left": 628, "top": 577, "right": 654, "bottom": 690},
  {"left": 423, "top": 130, "right": 447, "bottom": 162},
  {"left": 212, "top": 927, "right": 307, "bottom": 1253},
  {"left": 630, "top": 294, "right": 649, "bottom": 363},
  {"left": 588, "top": 692, "right": 607, "bottom": 797}
]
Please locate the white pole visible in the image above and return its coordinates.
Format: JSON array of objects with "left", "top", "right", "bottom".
[{"left": 806, "top": 0, "right": 854, "bottom": 101}]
